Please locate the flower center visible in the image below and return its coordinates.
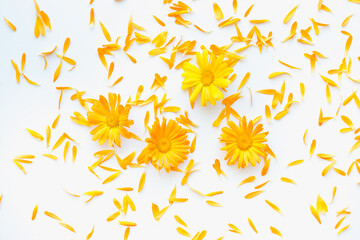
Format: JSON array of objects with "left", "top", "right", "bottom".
[
  {"left": 106, "top": 114, "right": 119, "bottom": 128},
  {"left": 236, "top": 134, "right": 253, "bottom": 151},
  {"left": 201, "top": 71, "right": 214, "bottom": 86},
  {"left": 157, "top": 137, "right": 172, "bottom": 153}
]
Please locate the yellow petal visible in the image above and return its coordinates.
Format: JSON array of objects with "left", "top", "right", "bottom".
[
  {"left": 110, "top": 76, "right": 123, "bottom": 87},
  {"left": 244, "top": 4, "right": 254, "bottom": 18},
  {"left": 326, "top": 84, "right": 331, "bottom": 103},
  {"left": 300, "top": 82, "right": 305, "bottom": 100},
  {"left": 279, "top": 60, "right": 301, "bottom": 69},
  {"left": 26, "top": 128, "right": 44, "bottom": 141},
  {"left": 4, "top": 18, "right": 16, "bottom": 31},
  {"left": 21, "top": 53, "right": 26, "bottom": 71},
  {"left": 63, "top": 37, "right": 70, "bottom": 54},
  {"left": 138, "top": 171, "right": 146, "bottom": 192},
  {"left": 90, "top": 8, "right": 95, "bottom": 26},
  {"left": 238, "top": 72, "right": 250, "bottom": 90},
  {"left": 126, "top": 53, "right": 137, "bottom": 64},
  {"left": 22, "top": 73, "right": 39, "bottom": 86},
  {"left": 274, "top": 109, "right": 289, "bottom": 120},
  {"left": 322, "top": 162, "right": 335, "bottom": 176},
  {"left": 106, "top": 211, "right": 120, "bottom": 222},
  {"left": 63, "top": 141, "right": 70, "bottom": 162},
  {"left": 72, "top": 145, "right": 77, "bottom": 163},
  {"left": 83, "top": 191, "right": 103, "bottom": 196},
  {"left": 288, "top": 159, "right": 304, "bottom": 167},
  {"left": 238, "top": 176, "right": 255, "bottom": 186},
  {"left": 153, "top": 15, "right": 165, "bottom": 27},
  {"left": 331, "top": 186, "right": 337, "bottom": 203},
  {"left": 283, "top": 5, "right": 298, "bottom": 24},
  {"left": 11, "top": 59, "right": 21, "bottom": 83},
  {"left": 268, "top": 72, "right": 292, "bottom": 79},
  {"left": 335, "top": 216, "right": 345, "bottom": 229},
  {"left": 177, "top": 227, "right": 191, "bottom": 237},
  {"left": 213, "top": 3, "right": 224, "bottom": 21},
  {"left": 99, "top": 21, "right": 111, "bottom": 42},
  {"left": 59, "top": 222, "right": 76, "bottom": 233},
  {"left": 174, "top": 215, "right": 187, "bottom": 227},
  {"left": 152, "top": 31, "right": 167, "bottom": 48},
  {"left": 265, "top": 105, "right": 271, "bottom": 122},
  {"left": 341, "top": 115, "right": 355, "bottom": 130},
  {"left": 255, "top": 180, "right": 270, "bottom": 189},
  {"left": 190, "top": 135, "right": 196, "bottom": 153},
  {"left": 116, "top": 187, "right": 133, "bottom": 191},
  {"left": 206, "top": 200, "right": 222, "bottom": 207},
  {"left": 261, "top": 158, "right": 270, "bottom": 176},
  {"left": 228, "top": 223, "right": 242, "bottom": 234},
  {"left": 61, "top": 56, "right": 76, "bottom": 65},
  {"left": 14, "top": 160, "right": 26, "bottom": 174},
  {"left": 338, "top": 224, "right": 350, "bottom": 235},
  {"left": 205, "top": 191, "right": 223, "bottom": 197},
  {"left": 248, "top": 218, "right": 257, "bottom": 233},
  {"left": 124, "top": 227, "right": 130, "bottom": 240},
  {"left": 310, "top": 139, "right": 316, "bottom": 156},
  {"left": 233, "top": 0, "right": 237, "bottom": 13},
  {"left": 15, "top": 154, "right": 35, "bottom": 159},
  {"left": 281, "top": 177, "right": 296, "bottom": 184},
  {"left": 161, "top": 106, "right": 180, "bottom": 113},
  {"left": 44, "top": 211, "right": 62, "bottom": 221},
  {"left": 249, "top": 19, "right": 270, "bottom": 24},
  {"left": 310, "top": 205, "right": 321, "bottom": 224},
  {"left": 345, "top": 35, "right": 352, "bottom": 56},
  {"left": 270, "top": 226, "right": 282, "bottom": 237},
  {"left": 316, "top": 194, "right": 328, "bottom": 214},
  {"left": 320, "top": 75, "right": 338, "bottom": 87},
  {"left": 86, "top": 225, "right": 95, "bottom": 240},
  {"left": 265, "top": 200, "right": 282, "bottom": 214},
  {"left": 32, "top": 204, "right": 38, "bottom": 220},
  {"left": 342, "top": 14, "right": 353, "bottom": 27},
  {"left": 102, "top": 171, "right": 121, "bottom": 184},
  {"left": 245, "top": 190, "right": 264, "bottom": 199},
  {"left": 52, "top": 114, "right": 60, "bottom": 129},
  {"left": 119, "top": 221, "right": 137, "bottom": 227},
  {"left": 53, "top": 61, "right": 62, "bottom": 82}
]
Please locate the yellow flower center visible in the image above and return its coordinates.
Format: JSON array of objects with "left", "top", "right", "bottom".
[
  {"left": 201, "top": 71, "right": 214, "bottom": 86},
  {"left": 157, "top": 137, "right": 172, "bottom": 153},
  {"left": 236, "top": 134, "right": 253, "bottom": 151},
  {"left": 107, "top": 114, "right": 119, "bottom": 128}
]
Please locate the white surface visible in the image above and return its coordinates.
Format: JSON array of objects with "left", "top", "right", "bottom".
[{"left": 1, "top": 0, "right": 360, "bottom": 239}]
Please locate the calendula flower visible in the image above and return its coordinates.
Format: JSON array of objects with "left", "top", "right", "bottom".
[
  {"left": 220, "top": 117, "right": 274, "bottom": 168},
  {"left": 73, "top": 93, "right": 140, "bottom": 147},
  {"left": 137, "top": 117, "right": 190, "bottom": 172},
  {"left": 181, "top": 49, "right": 233, "bottom": 106}
]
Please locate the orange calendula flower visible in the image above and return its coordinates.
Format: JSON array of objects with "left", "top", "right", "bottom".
[
  {"left": 84, "top": 93, "right": 140, "bottom": 147},
  {"left": 220, "top": 116, "right": 274, "bottom": 168},
  {"left": 181, "top": 49, "right": 233, "bottom": 107},
  {"left": 137, "top": 117, "right": 190, "bottom": 172}
]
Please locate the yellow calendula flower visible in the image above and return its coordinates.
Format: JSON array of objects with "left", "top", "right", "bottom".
[
  {"left": 137, "top": 117, "right": 190, "bottom": 172},
  {"left": 220, "top": 117, "right": 274, "bottom": 168},
  {"left": 181, "top": 49, "right": 233, "bottom": 107},
  {"left": 73, "top": 93, "right": 140, "bottom": 147}
]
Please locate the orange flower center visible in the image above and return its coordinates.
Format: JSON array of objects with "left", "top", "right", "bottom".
[
  {"left": 236, "top": 134, "right": 253, "bottom": 151},
  {"left": 107, "top": 114, "right": 119, "bottom": 128},
  {"left": 201, "top": 71, "right": 214, "bottom": 86},
  {"left": 157, "top": 137, "right": 172, "bottom": 153}
]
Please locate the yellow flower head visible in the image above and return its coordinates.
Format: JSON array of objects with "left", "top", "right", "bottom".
[
  {"left": 220, "top": 117, "right": 274, "bottom": 168},
  {"left": 86, "top": 93, "right": 140, "bottom": 147},
  {"left": 137, "top": 117, "right": 190, "bottom": 172},
  {"left": 181, "top": 49, "right": 233, "bottom": 107}
]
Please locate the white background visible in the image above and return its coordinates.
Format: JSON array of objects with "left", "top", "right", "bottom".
[{"left": 1, "top": 0, "right": 360, "bottom": 239}]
